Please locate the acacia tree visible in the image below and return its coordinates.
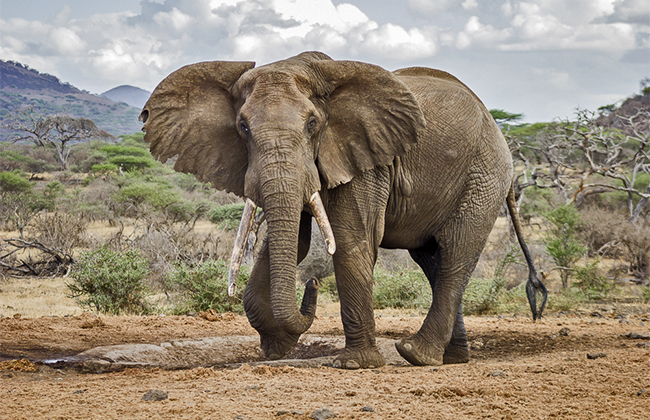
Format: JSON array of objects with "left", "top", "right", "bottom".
[
  {"left": 508, "top": 108, "right": 650, "bottom": 224},
  {"left": 4, "top": 107, "right": 113, "bottom": 171},
  {"left": 508, "top": 108, "right": 650, "bottom": 283}
]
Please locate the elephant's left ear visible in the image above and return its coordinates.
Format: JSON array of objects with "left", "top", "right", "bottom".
[{"left": 311, "top": 60, "right": 425, "bottom": 188}]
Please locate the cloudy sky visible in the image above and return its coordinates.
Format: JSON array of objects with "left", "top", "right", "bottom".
[{"left": 1, "top": 0, "right": 648, "bottom": 122}]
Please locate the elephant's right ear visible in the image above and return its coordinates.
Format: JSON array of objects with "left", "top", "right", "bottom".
[{"left": 140, "top": 61, "right": 255, "bottom": 197}]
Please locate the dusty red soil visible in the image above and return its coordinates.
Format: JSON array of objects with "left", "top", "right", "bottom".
[{"left": 1, "top": 312, "right": 649, "bottom": 419}]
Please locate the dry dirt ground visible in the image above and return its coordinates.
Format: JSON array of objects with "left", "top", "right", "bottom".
[{"left": 1, "top": 308, "right": 650, "bottom": 419}]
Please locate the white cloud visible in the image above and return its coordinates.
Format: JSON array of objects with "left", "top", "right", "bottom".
[
  {"left": 0, "top": 0, "right": 646, "bottom": 122},
  {"left": 462, "top": 0, "right": 478, "bottom": 11},
  {"left": 152, "top": 7, "right": 193, "bottom": 32},
  {"left": 50, "top": 27, "right": 87, "bottom": 54},
  {"left": 456, "top": 16, "right": 511, "bottom": 49}
]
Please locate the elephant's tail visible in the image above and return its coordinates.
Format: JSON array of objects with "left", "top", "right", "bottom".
[{"left": 506, "top": 183, "right": 548, "bottom": 321}]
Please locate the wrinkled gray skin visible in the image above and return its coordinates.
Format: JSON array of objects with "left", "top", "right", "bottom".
[{"left": 140, "top": 52, "right": 545, "bottom": 369}]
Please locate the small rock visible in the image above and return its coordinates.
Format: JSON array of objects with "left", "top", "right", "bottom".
[
  {"left": 559, "top": 327, "right": 570, "bottom": 336},
  {"left": 470, "top": 339, "right": 484, "bottom": 350},
  {"left": 488, "top": 370, "right": 507, "bottom": 377},
  {"left": 311, "top": 407, "right": 337, "bottom": 420},
  {"left": 245, "top": 385, "right": 259, "bottom": 391},
  {"left": 622, "top": 332, "right": 650, "bottom": 340},
  {"left": 361, "top": 406, "right": 374, "bottom": 412},
  {"left": 590, "top": 311, "right": 604, "bottom": 318},
  {"left": 13, "top": 313, "right": 21, "bottom": 319},
  {"left": 142, "top": 389, "right": 168, "bottom": 401},
  {"left": 80, "top": 318, "right": 105, "bottom": 329},
  {"left": 637, "top": 389, "right": 647, "bottom": 396},
  {"left": 234, "top": 416, "right": 248, "bottom": 420},
  {"left": 277, "top": 410, "right": 304, "bottom": 416},
  {"left": 73, "top": 390, "right": 84, "bottom": 394},
  {"left": 586, "top": 352, "right": 607, "bottom": 360},
  {"left": 449, "top": 386, "right": 469, "bottom": 396}
]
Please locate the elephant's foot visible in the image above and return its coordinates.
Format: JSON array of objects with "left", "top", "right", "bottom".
[
  {"left": 395, "top": 335, "right": 443, "bottom": 366},
  {"left": 442, "top": 338, "right": 469, "bottom": 364},
  {"left": 260, "top": 330, "right": 300, "bottom": 360},
  {"left": 332, "top": 346, "right": 386, "bottom": 370}
]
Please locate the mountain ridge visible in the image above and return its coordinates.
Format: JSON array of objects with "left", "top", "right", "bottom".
[
  {"left": 101, "top": 85, "right": 151, "bottom": 109},
  {"left": 0, "top": 60, "right": 146, "bottom": 139}
]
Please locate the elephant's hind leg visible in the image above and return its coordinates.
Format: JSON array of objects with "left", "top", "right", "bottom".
[
  {"left": 408, "top": 246, "right": 469, "bottom": 364},
  {"left": 396, "top": 218, "right": 491, "bottom": 366}
]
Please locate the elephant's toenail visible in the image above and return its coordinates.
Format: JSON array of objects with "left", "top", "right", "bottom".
[
  {"left": 346, "top": 360, "right": 360, "bottom": 369},
  {"left": 404, "top": 343, "right": 412, "bottom": 351},
  {"left": 332, "top": 360, "right": 341, "bottom": 368}
]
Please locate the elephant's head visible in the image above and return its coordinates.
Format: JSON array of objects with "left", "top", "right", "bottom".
[{"left": 139, "top": 52, "right": 425, "bottom": 336}]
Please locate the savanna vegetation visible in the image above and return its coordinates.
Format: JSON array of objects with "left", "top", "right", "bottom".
[{"left": 1, "top": 83, "right": 649, "bottom": 318}]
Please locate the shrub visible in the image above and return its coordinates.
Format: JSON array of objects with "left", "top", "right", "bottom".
[
  {"left": 67, "top": 246, "right": 151, "bottom": 315},
  {"left": 100, "top": 144, "right": 150, "bottom": 158},
  {"left": 0, "top": 170, "right": 32, "bottom": 194},
  {"left": 580, "top": 208, "right": 650, "bottom": 281},
  {"left": 27, "top": 212, "right": 88, "bottom": 254},
  {"left": 463, "top": 245, "right": 521, "bottom": 315},
  {"left": 544, "top": 205, "right": 588, "bottom": 288},
  {"left": 166, "top": 259, "right": 249, "bottom": 313},
  {"left": 209, "top": 203, "right": 250, "bottom": 230},
  {"left": 113, "top": 181, "right": 180, "bottom": 211},
  {"left": 373, "top": 268, "right": 431, "bottom": 310},
  {"left": 108, "top": 155, "right": 156, "bottom": 172},
  {"left": 0, "top": 170, "right": 56, "bottom": 236},
  {"left": 573, "top": 260, "right": 613, "bottom": 300}
]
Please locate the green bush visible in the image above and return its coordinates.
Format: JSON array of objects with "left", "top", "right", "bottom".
[
  {"left": 573, "top": 260, "right": 613, "bottom": 300},
  {"left": 166, "top": 259, "right": 249, "bottom": 313},
  {"left": 108, "top": 155, "right": 156, "bottom": 172},
  {"left": 373, "top": 268, "right": 431, "bottom": 310},
  {"left": 544, "top": 205, "right": 588, "bottom": 288},
  {"left": 209, "top": 203, "right": 249, "bottom": 230},
  {"left": 463, "top": 246, "right": 521, "bottom": 315},
  {"left": 0, "top": 170, "right": 56, "bottom": 236},
  {"left": 67, "top": 246, "right": 151, "bottom": 315},
  {"left": 0, "top": 170, "right": 32, "bottom": 194},
  {"left": 100, "top": 144, "right": 150, "bottom": 158},
  {"left": 113, "top": 181, "right": 180, "bottom": 209}
]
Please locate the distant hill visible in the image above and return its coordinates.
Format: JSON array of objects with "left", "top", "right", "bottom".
[
  {"left": 0, "top": 60, "right": 144, "bottom": 140},
  {"left": 101, "top": 85, "right": 151, "bottom": 109},
  {"left": 596, "top": 90, "right": 650, "bottom": 133}
]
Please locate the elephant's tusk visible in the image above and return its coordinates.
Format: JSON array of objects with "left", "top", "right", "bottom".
[
  {"left": 228, "top": 198, "right": 257, "bottom": 296},
  {"left": 309, "top": 192, "right": 336, "bottom": 255}
]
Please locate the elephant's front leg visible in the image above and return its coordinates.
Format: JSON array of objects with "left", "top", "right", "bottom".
[
  {"left": 331, "top": 243, "right": 386, "bottom": 369},
  {"left": 242, "top": 213, "right": 314, "bottom": 360},
  {"left": 326, "top": 171, "right": 390, "bottom": 370}
]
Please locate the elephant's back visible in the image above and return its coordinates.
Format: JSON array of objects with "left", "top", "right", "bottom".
[{"left": 382, "top": 70, "right": 512, "bottom": 249}]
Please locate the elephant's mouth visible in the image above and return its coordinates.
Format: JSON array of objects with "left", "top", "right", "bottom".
[{"left": 227, "top": 191, "right": 336, "bottom": 296}]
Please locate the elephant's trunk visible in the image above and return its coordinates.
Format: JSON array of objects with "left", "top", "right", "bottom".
[{"left": 262, "top": 175, "right": 316, "bottom": 336}]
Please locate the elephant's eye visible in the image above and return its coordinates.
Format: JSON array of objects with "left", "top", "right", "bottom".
[
  {"left": 240, "top": 121, "right": 249, "bottom": 135},
  {"left": 307, "top": 117, "right": 317, "bottom": 132}
]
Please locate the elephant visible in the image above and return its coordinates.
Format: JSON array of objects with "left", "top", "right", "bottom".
[{"left": 139, "top": 51, "right": 547, "bottom": 369}]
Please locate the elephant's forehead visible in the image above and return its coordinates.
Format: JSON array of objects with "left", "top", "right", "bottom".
[{"left": 234, "top": 65, "right": 314, "bottom": 99}]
